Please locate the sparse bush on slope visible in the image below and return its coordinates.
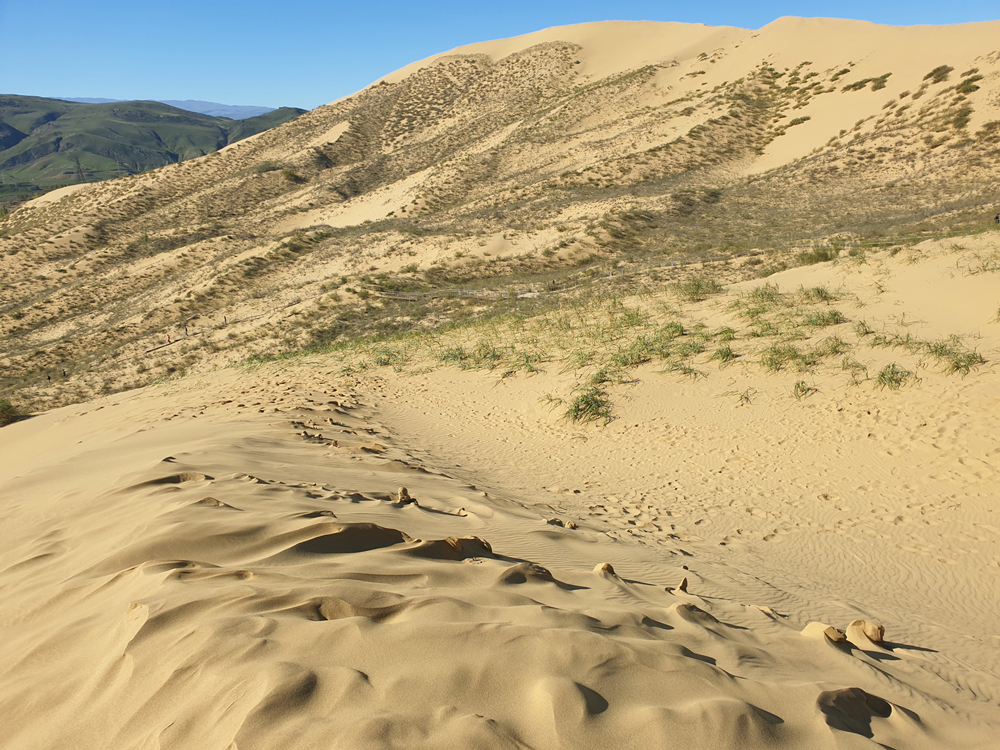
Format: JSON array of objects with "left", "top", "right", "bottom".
[{"left": 0, "top": 398, "right": 18, "bottom": 427}]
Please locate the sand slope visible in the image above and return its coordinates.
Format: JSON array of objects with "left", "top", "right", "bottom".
[
  {"left": 5, "top": 17, "right": 1000, "bottom": 413},
  {"left": 2, "top": 239, "right": 999, "bottom": 748}
]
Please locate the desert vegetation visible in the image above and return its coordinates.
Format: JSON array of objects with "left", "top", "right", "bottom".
[
  {"left": 0, "top": 397, "right": 17, "bottom": 426},
  {"left": 1, "top": 22, "right": 999, "bottom": 418}
]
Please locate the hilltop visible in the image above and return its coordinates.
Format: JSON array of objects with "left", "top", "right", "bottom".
[{"left": 0, "top": 96, "right": 305, "bottom": 195}]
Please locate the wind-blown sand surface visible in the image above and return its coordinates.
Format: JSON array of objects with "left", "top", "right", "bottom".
[{"left": 2, "top": 250, "right": 999, "bottom": 747}]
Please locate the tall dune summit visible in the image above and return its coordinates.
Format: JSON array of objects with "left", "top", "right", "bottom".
[{"left": 2, "top": 17, "right": 1000, "bottom": 749}]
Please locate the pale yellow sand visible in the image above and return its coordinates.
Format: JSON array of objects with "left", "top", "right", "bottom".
[
  {"left": 4, "top": 17, "right": 1000, "bottom": 749},
  {"left": 2, "top": 238, "right": 999, "bottom": 749}
]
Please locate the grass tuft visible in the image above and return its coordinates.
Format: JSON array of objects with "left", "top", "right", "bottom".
[
  {"left": 792, "top": 380, "right": 817, "bottom": 400},
  {"left": 842, "top": 356, "right": 868, "bottom": 385},
  {"left": 566, "top": 387, "right": 613, "bottom": 424},
  {"left": 814, "top": 336, "right": 850, "bottom": 357},
  {"left": 587, "top": 367, "right": 629, "bottom": 387},
  {"left": 610, "top": 339, "right": 652, "bottom": 367},
  {"left": 370, "top": 345, "right": 408, "bottom": 369},
  {"left": 802, "top": 310, "right": 846, "bottom": 327},
  {"left": 760, "top": 343, "right": 815, "bottom": 372},
  {"left": 796, "top": 246, "right": 838, "bottom": 265},
  {"left": 0, "top": 398, "right": 18, "bottom": 427},
  {"left": 709, "top": 345, "right": 736, "bottom": 365},
  {"left": 662, "top": 360, "right": 703, "bottom": 378},
  {"left": 799, "top": 285, "right": 836, "bottom": 303},
  {"left": 726, "top": 387, "right": 757, "bottom": 406},
  {"left": 715, "top": 326, "right": 737, "bottom": 342},
  {"left": 502, "top": 350, "right": 545, "bottom": 378},
  {"left": 670, "top": 276, "right": 724, "bottom": 302},
  {"left": 747, "top": 282, "right": 785, "bottom": 306},
  {"left": 875, "top": 362, "right": 912, "bottom": 390},
  {"left": 924, "top": 337, "right": 986, "bottom": 376}
]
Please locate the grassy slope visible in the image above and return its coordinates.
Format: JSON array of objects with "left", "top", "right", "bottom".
[
  {"left": 0, "top": 96, "right": 306, "bottom": 188},
  {"left": 1, "top": 28, "right": 999, "bottom": 414}
]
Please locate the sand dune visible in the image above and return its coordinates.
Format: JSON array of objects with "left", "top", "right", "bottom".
[
  {"left": 5, "top": 16, "right": 1000, "bottom": 415},
  {"left": 2, "top": 237, "right": 999, "bottom": 749},
  {"left": 4, "top": 16, "right": 1000, "bottom": 749}
]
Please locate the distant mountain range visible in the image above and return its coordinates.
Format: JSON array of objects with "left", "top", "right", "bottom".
[
  {"left": 0, "top": 96, "right": 306, "bottom": 191},
  {"left": 63, "top": 98, "right": 277, "bottom": 120}
]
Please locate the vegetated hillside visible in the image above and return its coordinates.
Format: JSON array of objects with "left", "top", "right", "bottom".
[
  {"left": 66, "top": 98, "right": 277, "bottom": 119},
  {"left": 1, "top": 17, "right": 1000, "bottom": 412},
  {"left": 0, "top": 96, "right": 306, "bottom": 193}
]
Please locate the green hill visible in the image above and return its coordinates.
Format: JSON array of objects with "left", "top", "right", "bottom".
[{"left": 0, "top": 96, "right": 305, "bottom": 197}]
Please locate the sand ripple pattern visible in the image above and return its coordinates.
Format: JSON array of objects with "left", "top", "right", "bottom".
[{"left": 1, "top": 374, "right": 997, "bottom": 749}]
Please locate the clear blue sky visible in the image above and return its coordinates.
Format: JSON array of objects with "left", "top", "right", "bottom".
[{"left": 2, "top": 0, "right": 996, "bottom": 110}]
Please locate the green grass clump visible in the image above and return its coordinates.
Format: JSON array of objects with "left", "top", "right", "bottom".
[
  {"left": 796, "top": 246, "right": 838, "bottom": 265},
  {"left": 659, "top": 321, "right": 685, "bottom": 339},
  {"left": 675, "top": 339, "right": 706, "bottom": 358},
  {"left": 799, "top": 285, "right": 835, "bottom": 303},
  {"left": 875, "top": 363, "right": 912, "bottom": 390},
  {"left": 924, "top": 65, "right": 953, "bottom": 84},
  {"left": 761, "top": 344, "right": 801, "bottom": 372},
  {"left": 747, "top": 282, "right": 786, "bottom": 306},
  {"left": 956, "top": 75, "right": 984, "bottom": 95},
  {"left": 925, "top": 337, "right": 986, "bottom": 375},
  {"left": 760, "top": 343, "right": 817, "bottom": 372},
  {"left": 662, "top": 360, "right": 702, "bottom": 378},
  {"left": 610, "top": 338, "right": 653, "bottom": 367},
  {"left": 562, "top": 350, "right": 594, "bottom": 371},
  {"left": 709, "top": 345, "right": 736, "bottom": 365},
  {"left": 792, "top": 380, "right": 817, "bottom": 400},
  {"left": 438, "top": 346, "right": 469, "bottom": 366},
  {"left": 715, "top": 326, "right": 737, "bottom": 342},
  {"left": 942, "top": 349, "right": 985, "bottom": 375},
  {"left": 815, "top": 336, "right": 850, "bottom": 357},
  {"left": 842, "top": 356, "right": 868, "bottom": 385},
  {"left": 842, "top": 73, "right": 891, "bottom": 92},
  {"left": 0, "top": 398, "right": 18, "bottom": 427},
  {"left": 369, "top": 345, "right": 408, "bottom": 369},
  {"left": 670, "top": 276, "right": 724, "bottom": 302},
  {"left": 802, "top": 309, "right": 846, "bottom": 327},
  {"left": 471, "top": 341, "right": 504, "bottom": 369},
  {"left": 587, "top": 367, "right": 629, "bottom": 387},
  {"left": 502, "top": 350, "right": 545, "bottom": 377},
  {"left": 566, "top": 387, "right": 612, "bottom": 424},
  {"left": 747, "top": 319, "right": 779, "bottom": 337}
]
